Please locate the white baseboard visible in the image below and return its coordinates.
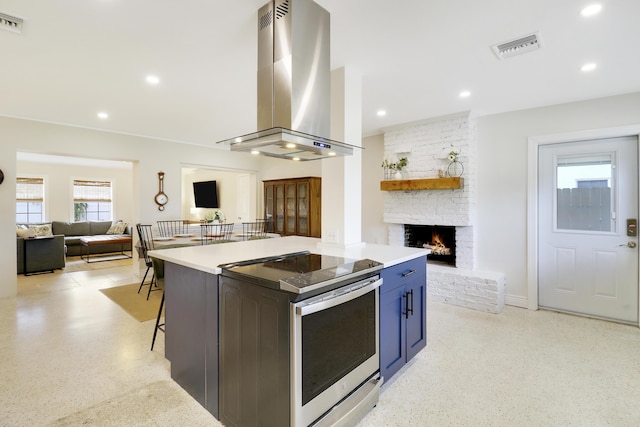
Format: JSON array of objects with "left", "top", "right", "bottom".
[{"left": 505, "top": 293, "right": 529, "bottom": 309}]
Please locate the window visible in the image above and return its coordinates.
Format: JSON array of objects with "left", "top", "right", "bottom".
[
  {"left": 16, "top": 177, "right": 45, "bottom": 223},
  {"left": 73, "top": 179, "right": 112, "bottom": 221},
  {"left": 556, "top": 154, "right": 613, "bottom": 232}
]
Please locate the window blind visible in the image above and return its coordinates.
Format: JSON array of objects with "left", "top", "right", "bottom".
[
  {"left": 73, "top": 180, "right": 112, "bottom": 202},
  {"left": 16, "top": 177, "right": 44, "bottom": 201}
]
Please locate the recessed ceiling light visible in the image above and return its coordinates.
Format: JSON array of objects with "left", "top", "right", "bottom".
[
  {"left": 580, "top": 4, "right": 602, "bottom": 17},
  {"left": 146, "top": 75, "right": 160, "bottom": 85},
  {"left": 328, "top": 152, "right": 336, "bottom": 156},
  {"left": 234, "top": 137, "right": 243, "bottom": 143},
  {"left": 97, "top": 112, "right": 109, "bottom": 119},
  {"left": 292, "top": 157, "right": 300, "bottom": 161},
  {"left": 251, "top": 150, "right": 260, "bottom": 155},
  {"left": 285, "top": 143, "right": 296, "bottom": 149},
  {"left": 377, "top": 110, "right": 387, "bottom": 117},
  {"left": 581, "top": 62, "right": 597, "bottom": 72},
  {"left": 459, "top": 91, "right": 471, "bottom": 98}
]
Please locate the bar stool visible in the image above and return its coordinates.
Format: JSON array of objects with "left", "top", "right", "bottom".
[
  {"left": 136, "top": 224, "right": 159, "bottom": 300},
  {"left": 150, "top": 256, "right": 165, "bottom": 351}
]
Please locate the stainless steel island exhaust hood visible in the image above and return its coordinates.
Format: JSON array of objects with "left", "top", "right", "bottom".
[{"left": 216, "top": 0, "right": 358, "bottom": 161}]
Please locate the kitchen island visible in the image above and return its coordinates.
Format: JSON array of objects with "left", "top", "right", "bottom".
[{"left": 149, "top": 236, "right": 427, "bottom": 426}]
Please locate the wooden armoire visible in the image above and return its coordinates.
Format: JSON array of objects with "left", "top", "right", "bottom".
[{"left": 263, "top": 177, "right": 321, "bottom": 237}]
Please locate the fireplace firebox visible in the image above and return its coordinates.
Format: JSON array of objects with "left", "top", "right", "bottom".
[{"left": 405, "top": 225, "right": 456, "bottom": 266}]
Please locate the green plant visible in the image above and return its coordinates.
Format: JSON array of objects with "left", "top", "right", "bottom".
[
  {"left": 205, "top": 209, "right": 225, "bottom": 222},
  {"left": 396, "top": 156, "right": 408, "bottom": 171},
  {"left": 74, "top": 202, "right": 88, "bottom": 221},
  {"left": 381, "top": 156, "right": 408, "bottom": 171}
]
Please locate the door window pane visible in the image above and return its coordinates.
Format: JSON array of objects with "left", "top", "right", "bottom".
[{"left": 556, "top": 154, "right": 612, "bottom": 232}]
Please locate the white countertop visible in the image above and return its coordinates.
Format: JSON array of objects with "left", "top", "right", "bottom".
[{"left": 148, "top": 236, "right": 428, "bottom": 275}]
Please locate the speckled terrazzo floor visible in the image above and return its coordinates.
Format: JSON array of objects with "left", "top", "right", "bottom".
[{"left": 2, "top": 258, "right": 640, "bottom": 426}]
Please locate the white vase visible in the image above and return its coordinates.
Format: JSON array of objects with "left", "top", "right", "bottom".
[{"left": 394, "top": 171, "right": 403, "bottom": 180}]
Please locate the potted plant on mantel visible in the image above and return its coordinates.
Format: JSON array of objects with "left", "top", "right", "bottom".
[{"left": 381, "top": 157, "right": 408, "bottom": 180}]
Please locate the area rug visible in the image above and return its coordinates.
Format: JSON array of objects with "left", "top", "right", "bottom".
[{"left": 99, "top": 283, "right": 162, "bottom": 322}]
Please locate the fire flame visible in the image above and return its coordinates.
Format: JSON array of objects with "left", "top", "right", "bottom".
[{"left": 426, "top": 232, "right": 451, "bottom": 255}]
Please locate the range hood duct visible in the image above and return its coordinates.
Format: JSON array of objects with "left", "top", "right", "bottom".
[{"left": 217, "top": 0, "right": 357, "bottom": 160}]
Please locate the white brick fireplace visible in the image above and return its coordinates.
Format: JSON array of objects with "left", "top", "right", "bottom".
[{"left": 383, "top": 112, "right": 505, "bottom": 313}]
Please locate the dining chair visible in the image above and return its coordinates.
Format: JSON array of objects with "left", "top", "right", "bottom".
[
  {"left": 242, "top": 219, "right": 268, "bottom": 240},
  {"left": 200, "top": 223, "right": 235, "bottom": 245},
  {"left": 136, "top": 223, "right": 160, "bottom": 300},
  {"left": 157, "top": 220, "right": 189, "bottom": 237}
]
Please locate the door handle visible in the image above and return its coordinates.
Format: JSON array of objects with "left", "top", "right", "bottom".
[
  {"left": 403, "top": 292, "right": 409, "bottom": 319},
  {"left": 619, "top": 242, "right": 637, "bottom": 248},
  {"left": 408, "top": 289, "right": 414, "bottom": 317},
  {"left": 403, "top": 290, "right": 414, "bottom": 319}
]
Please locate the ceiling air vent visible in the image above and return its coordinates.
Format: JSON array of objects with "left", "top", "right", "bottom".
[
  {"left": 0, "top": 12, "right": 23, "bottom": 34},
  {"left": 492, "top": 32, "right": 541, "bottom": 59}
]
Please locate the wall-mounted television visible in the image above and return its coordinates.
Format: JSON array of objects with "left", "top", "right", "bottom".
[{"left": 193, "top": 180, "right": 219, "bottom": 208}]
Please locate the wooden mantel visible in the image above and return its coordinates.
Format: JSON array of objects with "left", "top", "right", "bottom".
[{"left": 380, "top": 177, "right": 464, "bottom": 191}]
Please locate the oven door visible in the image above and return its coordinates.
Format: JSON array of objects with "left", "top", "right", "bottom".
[{"left": 291, "top": 275, "right": 382, "bottom": 427}]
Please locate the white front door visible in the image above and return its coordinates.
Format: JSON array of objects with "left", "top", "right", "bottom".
[{"left": 538, "top": 136, "right": 638, "bottom": 323}]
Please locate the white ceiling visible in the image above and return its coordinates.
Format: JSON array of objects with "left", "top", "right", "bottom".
[{"left": 1, "top": 0, "right": 639, "bottom": 149}]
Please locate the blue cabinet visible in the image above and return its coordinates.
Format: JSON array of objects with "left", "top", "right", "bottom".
[{"left": 379, "top": 256, "right": 427, "bottom": 382}]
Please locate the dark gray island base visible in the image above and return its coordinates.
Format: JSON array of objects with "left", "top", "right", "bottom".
[
  {"left": 162, "top": 252, "right": 427, "bottom": 426},
  {"left": 164, "top": 262, "right": 219, "bottom": 417}
]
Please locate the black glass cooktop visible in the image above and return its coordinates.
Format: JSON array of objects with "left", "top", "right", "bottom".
[{"left": 219, "top": 251, "right": 382, "bottom": 296}]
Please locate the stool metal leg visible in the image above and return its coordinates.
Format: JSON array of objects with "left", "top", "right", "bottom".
[
  {"left": 146, "top": 272, "right": 157, "bottom": 300},
  {"left": 137, "top": 265, "right": 151, "bottom": 294},
  {"left": 151, "top": 291, "right": 165, "bottom": 351}
]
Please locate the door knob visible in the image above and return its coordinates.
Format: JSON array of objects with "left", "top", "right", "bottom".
[{"left": 619, "top": 242, "right": 637, "bottom": 248}]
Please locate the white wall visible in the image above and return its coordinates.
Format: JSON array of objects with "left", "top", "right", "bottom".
[
  {"left": 361, "top": 134, "right": 386, "bottom": 244},
  {"left": 0, "top": 116, "right": 265, "bottom": 298},
  {"left": 4, "top": 92, "right": 640, "bottom": 303},
  {"left": 353, "top": 92, "right": 640, "bottom": 307},
  {"left": 182, "top": 168, "right": 257, "bottom": 223},
  {"left": 17, "top": 159, "right": 134, "bottom": 224},
  {"left": 259, "top": 156, "right": 322, "bottom": 180},
  {"left": 477, "top": 92, "right": 640, "bottom": 306}
]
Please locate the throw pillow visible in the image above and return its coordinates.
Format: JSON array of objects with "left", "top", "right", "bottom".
[
  {"left": 28, "top": 223, "right": 53, "bottom": 237},
  {"left": 17, "top": 228, "right": 31, "bottom": 238},
  {"left": 16, "top": 224, "right": 27, "bottom": 236},
  {"left": 106, "top": 221, "right": 128, "bottom": 235}
]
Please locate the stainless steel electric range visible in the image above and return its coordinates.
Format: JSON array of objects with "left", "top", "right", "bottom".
[{"left": 219, "top": 251, "right": 384, "bottom": 427}]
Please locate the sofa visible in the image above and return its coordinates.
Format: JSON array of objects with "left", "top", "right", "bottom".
[
  {"left": 16, "top": 221, "right": 132, "bottom": 274},
  {"left": 50, "top": 221, "right": 132, "bottom": 256}
]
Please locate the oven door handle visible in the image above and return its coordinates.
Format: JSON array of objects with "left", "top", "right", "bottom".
[{"left": 295, "top": 277, "right": 382, "bottom": 316}]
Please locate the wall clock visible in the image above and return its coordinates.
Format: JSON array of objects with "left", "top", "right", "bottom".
[
  {"left": 155, "top": 171, "right": 168, "bottom": 211},
  {"left": 0, "top": 169, "right": 4, "bottom": 185}
]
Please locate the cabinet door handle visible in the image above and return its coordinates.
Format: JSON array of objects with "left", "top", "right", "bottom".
[
  {"left": 407, "top": 289, "right": 414, "bottom": 317},
  {"left": 403, "top": 292, "right": 409, "bottom": 319},
  {"left": 401, "top": 269, "right": 416, "bottom": 278}
]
